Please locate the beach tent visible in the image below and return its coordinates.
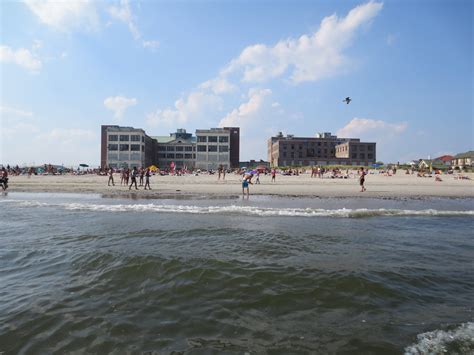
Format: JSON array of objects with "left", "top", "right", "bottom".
[{"left": 148, "top": 165, "right": 158, "bottom": 172}]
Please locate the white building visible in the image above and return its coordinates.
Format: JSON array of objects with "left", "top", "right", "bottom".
[
  {"left": 103, "top": 126, "right": 146, "bottom": 168},
  {"left": 195, "top": 128, "right": 231, "bottom": 170}
]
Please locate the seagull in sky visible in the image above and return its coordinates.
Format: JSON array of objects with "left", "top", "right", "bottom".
[{"left": 343, "top": 97, "right": 352, "bottom": 104}]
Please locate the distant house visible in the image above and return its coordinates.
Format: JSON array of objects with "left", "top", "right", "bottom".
[
  {"left": 451, "top": 151, "right": 474, "bottom": 168},
  {"left": 433, "top": 155, "right": 454, "bottom": 166},
  {"left": 418, "top": 159, "right": 446, "bottom": 170}
]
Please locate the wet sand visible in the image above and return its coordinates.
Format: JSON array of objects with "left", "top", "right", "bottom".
[{"left": 5, "top": 172, "right": 474, "bottom": 198}]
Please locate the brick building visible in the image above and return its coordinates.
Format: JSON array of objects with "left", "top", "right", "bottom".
[{"left": 268, "top": 132, "right": 376, "bottom": 167}]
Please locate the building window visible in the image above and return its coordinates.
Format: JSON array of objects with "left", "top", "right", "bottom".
[
  {"left": 208, "top": 145, "right": 218, "bottom": 152},
  {"left": 158, "top": 153, "right": 166, "bottom": 158},
  {"left": 291, "top": 152, "right": 294, "bottom": 158},
  {"left": 185, "top": 146, "right": 193, "bottom": 151},
  {"left": 166, "top": 146, "right": 175, "bottom": 151},
  {"left": 108, "top": 144, "right": 118, "bottom": 151},
  {"left": 185, "top": 154, "right": 193, "bottom": 159},
  {"left": 176, "top": 153, "right": 184, "bottom": 158},
  {"left": 141, "top": 146, "right": 144, "bottom": 152},
  {"left": 219, "top": 145, "right": 228, "bottom": 152},
  {"left": 166, "top": 153, "right": 174, "bottom": 159},
  {"left": 197, "top": 136, "right": 207, "bottom": 142},
  {"left": 368, "top": 154, "right": 373, "bottom": 159},
  {"left": 197, "top": 145, "right": 207, "bottom": 152},
  {"left": 368, "top": 145, "right": 373, "bottom": 151},
  {"left": 283, "top": 145, "right": 287, "bottom": 150},
  {"left": 120, "top": 135, "right": 129, "bottom": 141},
  {"left": 360, "top": 153, "right": 365, "bottom": 159},
  {"left": 299, "top": 145, "right": 303, "bottom": 150},
  {"left": 119, "top": 144, "right": 129, "bottom": 151},
  {"left": 219, "top": 136, "right": 228, "bottom": 143},
  {"left": 352, "top": 153, "right": 357, "bottom": 159},
  {"left": 176, "top": 146, "right": 184, "bottom": 151},
  {"left": 318, "top": 142, "right": 321, "bottom": 146},
  {"left": 298, "top": 152, "right": 303, "bottom": 158},
  {"left": 108, "top": 135, "right": 118, "bottom": 141},
  {"left": 283, "top": 152, "right": 287, "bottom": 158},
  {"left": 208, "top": 136, "right": 218, "bottom": 143},
  {"left": 142, "top": 136, "right": 145, "bottom": 142},
  {"left": 291, "top": 145, "right": 294, "bottom": 150},
  {"left": 130, "top": 144, "right": 140, "bottom": 151},
  {"left": 131, "top": 135, "right": 141, "bottom": 141}
]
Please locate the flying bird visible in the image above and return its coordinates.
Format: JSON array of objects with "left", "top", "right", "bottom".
[{"left": 343, "top": 97, "right": 352, "bottom": 104}]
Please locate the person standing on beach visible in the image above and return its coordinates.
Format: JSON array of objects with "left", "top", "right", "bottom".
[
  {"left": 271, "top": 168, "right": 276, "bottom": 182},
  {"left": 144, "top": 168, "right": 152, "bottom": 190},
  {"left": 129, "top": 167, "right": 138, "bottom": 190},
  {"left": 242, "top": 173, "right": 253, "bottom": 197},
  {"left": 108, "top": 167, "right": 115, "bottom": 186},
  {"left": 139, "top": 168, "right": 144, "bottom": 186},
  {"left": 359, "top": 167, "right": 367, "bottom": 192}
]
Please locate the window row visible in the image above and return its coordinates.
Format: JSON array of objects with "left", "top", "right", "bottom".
[
  {"left": 197, "top": 136, "right": 229, "bottom": 143},
  {"left": 108, "top": 135, "right": 144, "bottom": 142},
  {"left": 108, "top": 144, "right": 144, "bottom": 152},
  {"left": 165, "top": 145, "right": 194, "bottom": 151},
  {"left": 197, "top": 145, "right": 228, "bottom": 152},
  {"left": 158, "top": 153, "right": 195, "bottom": 159},
  {"left": 351, "top": 153, "right": 374, "bottom": 159}
]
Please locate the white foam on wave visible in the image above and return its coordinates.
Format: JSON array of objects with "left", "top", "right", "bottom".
[
  {"left": 3, "top": 199, "right": 473, "bottom": 218},
  {"left": 404, "top": 322, "right": 474, "bottom": 355}
]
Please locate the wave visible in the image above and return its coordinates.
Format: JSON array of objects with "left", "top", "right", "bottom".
[
  {"left": 404, "top": 322, "right": 474, "bottom": 355},
  {"left": 2, "top": 199, "right": 474, "bottom": 218}
]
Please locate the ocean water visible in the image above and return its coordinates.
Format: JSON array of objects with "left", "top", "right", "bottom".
[{"left": 0, "top": 192, "right": 473, "bottom": 354}]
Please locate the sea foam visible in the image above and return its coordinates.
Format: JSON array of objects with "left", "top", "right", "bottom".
[
  {"left": 404, "top": 322, "right": 474, "bottom": 355},
  {"left": 3, "top": 199, "right": 474, "bottom": 218}
]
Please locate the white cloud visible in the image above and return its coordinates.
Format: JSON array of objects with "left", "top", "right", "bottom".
[
  {"left": 142, "top": 40, "right": 160, "bottom": 51},
  {"left": 104, "top": 96, "right": 137, "bottom": 120},
  {"left": 0, "top": 45, "right": 42, "bottom": 72},
  {"left": 271, "top": 102, "right": 280, "bottom": 108},
  {"left": 337, "top": 117, "right": 407, "bottom": 138},
  {"left": 218, "top": 88, "right": 272, "bottom": 128},
  {"left": 38, "top": 128, "right": 96, "bottom": 143},
  {"left": 108, "top": 0, "right": 159, "bottom": 50},
  {"left": 147, "top": 91, "right": 223, "bottom": 127},
  {"left": 0, "top": 105, "right": 33, "bottom": 117},
  {"left": 222, "top": 1, "right": 383, "bottom": 83},
  {"left": 24, "top": 0, "right": 99, "bottom": 32},
  {"left": 199, "top": 77, "right": 238, "bottom": 95}
]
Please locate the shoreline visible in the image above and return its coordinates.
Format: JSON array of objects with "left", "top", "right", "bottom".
[{"left": 3, "top": 173, "right": 474, "bottom": 199}]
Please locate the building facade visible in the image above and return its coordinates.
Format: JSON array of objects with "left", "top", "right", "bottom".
[
  {"left": 101, "top": 125, "right": 149, "bottom": 169},
  {"left": 268, "top": 132, "right": 376, "bottom": 167},
  {"left": 101, "top": 125, "right": 240, "bottom": 170}
]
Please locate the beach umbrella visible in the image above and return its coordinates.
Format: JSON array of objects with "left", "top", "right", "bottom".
[
  {"left": 148, "top": 165, "right": 158, "bottom": 171},
  {"left": 79, "top": 164, "right": 89, "bottom": 167}
]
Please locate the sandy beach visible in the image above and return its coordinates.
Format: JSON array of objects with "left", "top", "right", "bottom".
[{"left": 4, "top": 172, "right": 474, "bottom": 198}]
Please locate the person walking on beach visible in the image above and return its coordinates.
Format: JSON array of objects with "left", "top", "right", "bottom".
[
  {"left": 144, "top": 168, "right": 152, "bottom": 190},
  {"left": 271, "top": 168, "right": 276, "bottom": 182},
  {"left": 108, "top": 167, "right": 115, "bottom": 186},
  {"left": 242, "top": 173, "right": 254, "bottom": 198},
  {"left": 359, "top": 167, "right": 367, "bottom": 192},
  {"left": 129, "top": 167, "right": 138, "bottom": 190},
  {"left": 255, "top": 171, "right": 261, "bottom": 184}
]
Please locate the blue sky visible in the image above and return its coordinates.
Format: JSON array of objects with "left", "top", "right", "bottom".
[{"left": 1, "top": 0, "right": 472, "bottom": 166}]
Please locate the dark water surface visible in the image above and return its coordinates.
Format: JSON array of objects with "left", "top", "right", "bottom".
[{"left": 1, "top": 193, "right": 473, "bottom": 354}]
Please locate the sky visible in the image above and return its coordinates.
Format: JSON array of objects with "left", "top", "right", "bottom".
[{"left": 1, "top": 0, "right": 472, "bottom": 167}]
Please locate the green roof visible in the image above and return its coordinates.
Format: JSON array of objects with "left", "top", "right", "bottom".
[
  {"left": 150, "top": 136, "right": 196, "bottom": 144},
  {"left": 454, "top": 151, "right": 474, "bottom": 159}
]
